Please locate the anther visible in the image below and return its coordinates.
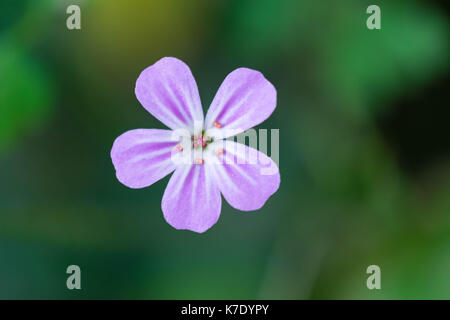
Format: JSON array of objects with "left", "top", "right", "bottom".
[
  {"left": 213, "top": 121, "right": 222, "bottom": 128},
  {"left": 194, "top": 158, "right": 204, "bottom": 164},
  {"left": 176, "top": 144, "right": 183, "bottom": 151},
  {"left": 215, "top": 148, "right": 224, "bottom": 156}
]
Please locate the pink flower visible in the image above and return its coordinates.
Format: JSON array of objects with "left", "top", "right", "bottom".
[{"left": 111, "top": 57, "right": 280, "bottom": 233}]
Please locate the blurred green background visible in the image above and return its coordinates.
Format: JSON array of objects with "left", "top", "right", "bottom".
[{"left": 0, "top": 0, "right": 449, "bottom": 299}]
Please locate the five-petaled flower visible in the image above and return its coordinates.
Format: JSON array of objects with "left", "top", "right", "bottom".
[{"left": 111, "top": 57, "right": 280, "bottom": 233}]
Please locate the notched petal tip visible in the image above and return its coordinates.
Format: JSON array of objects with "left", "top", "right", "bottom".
[
  {"left": 163, "top": 217, "right": 217, "bottom": 234},
  {"left": 237, "top": 170, "right": 280, "bottom": 212}
]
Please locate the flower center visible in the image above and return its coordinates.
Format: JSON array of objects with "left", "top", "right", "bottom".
[
  {"left": 192, "top": 131, "right": 213, "bottom": 149},
  {"left": 175, "top": 131, "right": 217, "bottom": 165}
]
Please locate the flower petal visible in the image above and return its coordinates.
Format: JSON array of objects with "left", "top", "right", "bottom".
[
  {"left": 211, "top": 141, "right": 280, "bottom": 211},
  {"left": 205, "top": 68, "right": 276, "bottom": 137},
  {"left": 111, "top": 129, "right": 178, "bottom": 189},
  {"left": 135, "top": 57, "right": 204, "bottom": 131},
  {"left": 162, "top": 164, "right": 221, "bottom": 233}
]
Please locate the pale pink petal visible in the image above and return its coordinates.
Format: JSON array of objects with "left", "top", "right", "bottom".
[
  {"left": 111, "top": 129, "right": 178, "bottom": 189},
  {"left": 162, "top": 164, "right": 221, "bottom": 233},
  {"left": 211, "top": 140, "right": 280, "bottom": 211},
  {"left": 205, "top": 68, "right": 276, "bottom": 137},
  {"left": 135, "top": 57, "right": 204, "bottom": 131}
]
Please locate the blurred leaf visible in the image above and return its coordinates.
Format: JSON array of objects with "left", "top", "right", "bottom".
[
  {"left": 322, "top": 1, "right": 449, "bottom": 117},
  {"left": 0, "top": 0, "right": 29, "bottom": 33},
  {"left": 0, "top": 40, "right": 54, "bottom": 153},
  {"left": 309, "top": 168, "right": 450, "bottom": 299}
]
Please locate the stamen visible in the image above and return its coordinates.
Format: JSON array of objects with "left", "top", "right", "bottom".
[
  {"left": 190, "top": 133, "right": 212, "bottom": 150},
  {"left": 215, "top": 148, "right": 224, "bottom": 156},
  {"left": 176, "top": 144, "right": 183, "bottom": 151},
  {"left": 194, "top": 158, "right": 204, "bottom": 164},
  {"left": 213, "top": 121, "right": 222, "bottom": 128}
]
